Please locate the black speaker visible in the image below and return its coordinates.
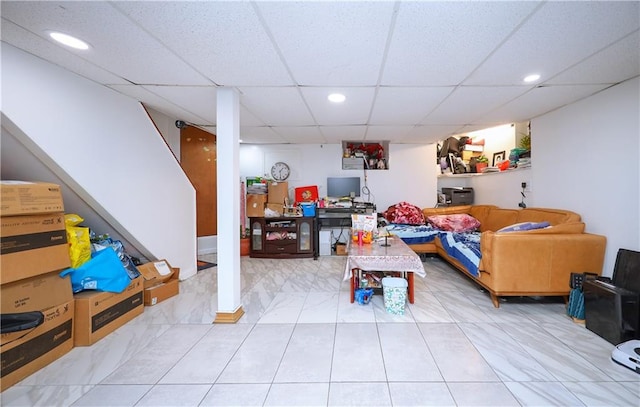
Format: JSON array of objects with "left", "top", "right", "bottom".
[{"left": 583, "top": 280, "right": 639, "bottom": 345}]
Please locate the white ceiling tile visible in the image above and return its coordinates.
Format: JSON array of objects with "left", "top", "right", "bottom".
[
  {"left": 422, "top": 86, "right": 529, "bottom": 125},
  {"left": 114, "top": 1, "right": 294, "bottom": 86},
  {"left": 143, "top": 86, "right": 217, "bottom": 124},
  {"left": 365, "top": 126, "right": 414, "bottom": 143},
  {"left": 402, "top": 125, "right": 464, "bottom": 144},
  {"left": 256, "top": 1, "right": 395, "bottom": 86},
  {"left": 546, "top": 31, "right": 640, "bottom": 85},
  {"left": 369, "top": 87, "right": 453, "bottom": 125},
  {"left": 480, "top": 84, "right": 611, "bottom": 123},
  {"left": 239, "top": 126, "right": 287, "bottom": 144},
  {"left": 465, "top": 1, "right": 640, "bottom": 86},
  {"left": 300, "top": 87, "right": 375, "bottom": 125},
  {"left": 2, "top": 1, "right": 638, "bottom": 145},
  {"left": 382, "top": 1, "right": 540, "bottom": 86},
  {"left": 239, "top": 87, "right": 314, "bottom": 126},
  {"left": 2, "top": 1, "right": 211, "bottom": 85},
  {"left": 272, "top": 126, "right": 326, "bottom": 144},
  {"left": 0, "top": 19, "right": 129, "bottom": 85},
  {"left": 319, "top": 126, "right": 367, "bottom": 144}
]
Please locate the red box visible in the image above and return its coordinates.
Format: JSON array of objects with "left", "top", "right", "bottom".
[{"left": 295, "top": 185, "right": 318, "bottom": 204}]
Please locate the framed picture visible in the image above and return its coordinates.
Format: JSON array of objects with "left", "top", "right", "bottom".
[{"left": 492, "top": 151, "right": 505, "bottom": 166}]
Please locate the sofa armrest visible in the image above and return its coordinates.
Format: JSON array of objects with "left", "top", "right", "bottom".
[{"left": 481, "top": 232, "right": 606, "bottom": 293}]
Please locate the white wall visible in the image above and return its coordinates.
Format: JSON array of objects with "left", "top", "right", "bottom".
[
  {"left": 146, "top": 107, "right": 181, "bottom": 160},
  {"left": 1, "top": 44, "right": 198, "bottom": 280},
  {"left": 533, "top": 77, "right": 640, "bottom": 275},
  {"left": 239, "top": 143, "right": 438, "bottom": 212}
]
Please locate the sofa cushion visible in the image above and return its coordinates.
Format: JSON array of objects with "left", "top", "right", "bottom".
[
  {"left": 523, "top": 222, "right": 586, "bottom": 234},
  {"left": 516, "top": 208, "right": 581, "bottom": 225},
  {"left": 498, "top": 221, "right": 550, "bottom": 233},
  {"left": 482, "top": 208, "right": 519, "bottom": 232},
  {"left": 427, "top": 214, "right": 481, "bottom": 233}
]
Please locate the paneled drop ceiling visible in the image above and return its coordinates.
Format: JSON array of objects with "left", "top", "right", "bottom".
[{"left": 2, "top": 1, "right": 638, "bottom": 144}]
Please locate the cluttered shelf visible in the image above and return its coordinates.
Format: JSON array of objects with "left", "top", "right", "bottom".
[{"left": 438, "top": 166, "right": 531, "bottom": 178}]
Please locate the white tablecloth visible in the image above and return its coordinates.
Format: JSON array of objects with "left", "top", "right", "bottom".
[{"left": 343, "top": 237, "right": 426, "bottom": 281}]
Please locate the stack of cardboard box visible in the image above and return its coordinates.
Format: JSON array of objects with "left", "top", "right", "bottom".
[
  {"left": 0, "top": 181, "right": 73, "bottom": 391},
  {"left": 265, "top": 181, "right": 289, "bottom": 216},
  {"left": 246, "top": 180, "right": 290, "bottom": 218}
]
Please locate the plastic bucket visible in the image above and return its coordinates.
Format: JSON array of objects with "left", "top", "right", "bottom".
[
  {"left": 301, "top": 203, "right": 316, "bottom": 217},
  {"left": 382, "top": 277, "right": 408, "bottom": 315}
]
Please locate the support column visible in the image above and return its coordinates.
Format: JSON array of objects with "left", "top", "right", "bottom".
[{"left": 214, "top": 87, "right": 244, "bottom": 323}]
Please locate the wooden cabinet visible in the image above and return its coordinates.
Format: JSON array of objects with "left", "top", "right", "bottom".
[{"left": 249, "top": 217, "right": 315, "bottom": 258}]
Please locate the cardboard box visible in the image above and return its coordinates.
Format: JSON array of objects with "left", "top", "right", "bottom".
[
  {"left": 336, "top": 242, "right": 347, "bottom": 255},
  {"left": 136, "top": 260, "right": 175, "bottom": 289},
  {"left": 1, "top": 181, "right": 64, "bottom": 217},
  {"left": 73, "top": 276, "right": 144, "bottom": 346},
  {"left": 144, "top": 268, "right": 180, "bottom": 306},
  {"left": 1, "top": 271, "right": 73, "bottom": 314},
  {"left": 265, "top": 203, "right": 284, "bottom": 216},
  {"left": 267, "top": 181, "right": 289, "bottom": 204},
  {"left": 246, "top": 194, "right": 267, "bottom": 217},
  {"left": 0, "top": 301, "right": 74, "bottom": 391},
  {"left": 1, "top": 212, "right": 70, "bottom": 285}
]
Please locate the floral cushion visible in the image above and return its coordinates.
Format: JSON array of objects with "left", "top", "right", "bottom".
[
  {"left": 497, "top": 221, "right": 550, "bottom": 233},
  {"left": 426, "top": 214, "right": 481, "bottom": 233},
  {"left": 383, "top": 202, "right": 425, "bottom": 225}
]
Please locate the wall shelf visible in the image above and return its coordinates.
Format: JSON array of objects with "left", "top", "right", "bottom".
[{"left": 341, "top": 141, "right": 389, "bottom": 170}]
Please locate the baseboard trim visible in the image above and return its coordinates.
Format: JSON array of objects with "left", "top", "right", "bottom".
[{"left": 214, "top": 306, "right": 244, "bottom": 324}]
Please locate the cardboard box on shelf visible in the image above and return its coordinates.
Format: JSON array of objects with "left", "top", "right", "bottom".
[
  {"left": 1, "top": 271, "right": 73, "bottom": 314},
  {"left": 73, "top": 276, "right": 144, "bottom": 346},
  {"left": 0, "top": 181, "right": 64, "bottom": 217},
  {"left": 0, "top": 300, "right": 74, "bottom": 392},
  {"left": 144, "top": 268, "right": 180, "bottom": 306},
  {"left": 0, "top": 212, "right": 70, "bottom": 285},
  {"left": 246, "top": 194, "right": 267, "bottom": 217},
  {"left": 265, "top": 203, "right": 284, "bottom": 216},
  {"left": 267, "top": 181, "right": 288, "bottom": 204}
]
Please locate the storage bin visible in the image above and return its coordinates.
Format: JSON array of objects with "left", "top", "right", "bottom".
[
  {"left": 382, "top": 277, "right": 408, "bottom": 315},
  {"left": 301, "top": 202, "right": 316, "bottom": 217}
]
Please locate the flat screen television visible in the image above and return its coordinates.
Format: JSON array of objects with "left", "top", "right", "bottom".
[{"left": 327, "top": 177, "right": 360, "bottom": 198}]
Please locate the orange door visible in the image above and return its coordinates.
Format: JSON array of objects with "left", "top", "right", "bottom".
[{"left": 180, "top": 126, "right": 217, "bottom": 237}]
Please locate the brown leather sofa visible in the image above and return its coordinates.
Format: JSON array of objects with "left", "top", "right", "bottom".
[{"left": 410, "top": 205, "right": 606, "bottom": 307}]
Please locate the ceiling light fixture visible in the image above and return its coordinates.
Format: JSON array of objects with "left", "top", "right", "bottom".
[
  {"left": 523, "top": 74, "right": 541, "bottom": 83},
  {"left": 48, "top": 31, "right": 90, "bottom": 50},
  {"left": 328, "top": 93, "right": 346, "bottom": 103}
]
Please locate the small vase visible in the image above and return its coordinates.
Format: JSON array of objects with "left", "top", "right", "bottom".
[
  {"left": 240, "top": 237, "right": 250, "bottom": 256},
  {"left": 475, "top": 163, "right": 488, "bottom": 173}
]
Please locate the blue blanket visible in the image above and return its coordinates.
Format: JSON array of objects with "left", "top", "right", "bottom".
[
  {"left": 438, "top": 231, "right": 482, "bottom": 277},
  {"left": 387, "top": 224, "right": 439, "bottom": 245}
]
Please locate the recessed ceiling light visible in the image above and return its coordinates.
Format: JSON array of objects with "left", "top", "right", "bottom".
[
  {"left": 523, "top": 74, "right": 541, "bottom": 83},
  {"left": 48, "top": 31, "right": 90, "bottom": 50},
  {"left": 328, "top": 93, "right": 346, "bottom": 103}
]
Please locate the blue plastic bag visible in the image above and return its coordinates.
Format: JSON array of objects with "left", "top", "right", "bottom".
[{"left": 60, "top": 247, "right": 132, "bottom": 293}]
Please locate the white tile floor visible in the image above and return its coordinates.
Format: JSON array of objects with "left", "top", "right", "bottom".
[{"left": 1, "top": 254, "right": 639, "bottom": 406}]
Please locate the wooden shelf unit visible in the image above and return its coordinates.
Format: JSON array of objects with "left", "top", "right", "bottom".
[{"left": 249, "top": 217, "right": 315, "bottom": 259}]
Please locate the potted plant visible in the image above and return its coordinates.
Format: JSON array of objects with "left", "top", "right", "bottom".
[
  {"left": 240, "top": 227, "right": 250, "bottom": 256},
  {"left": 475, "top": 155, "right": 489, "bottom": 173}
]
